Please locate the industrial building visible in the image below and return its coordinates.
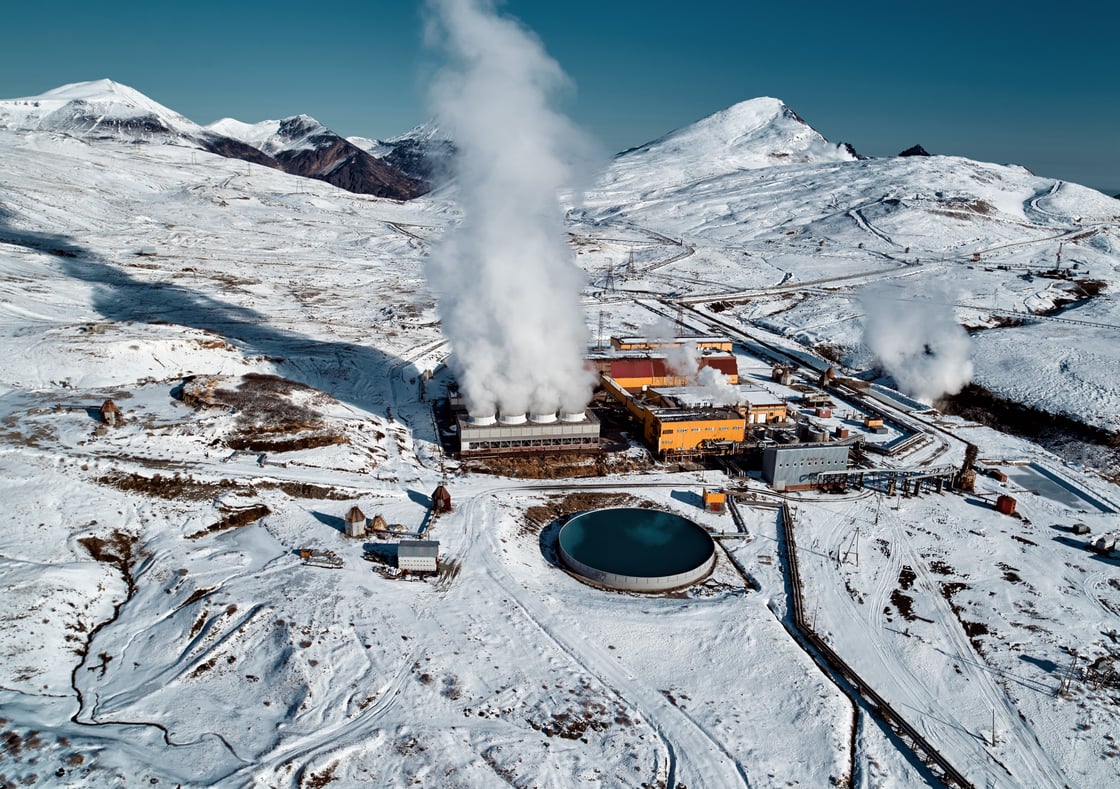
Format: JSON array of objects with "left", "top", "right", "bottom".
[
  {"left": 762, "top": 443, "right": 851, "bottom": 491},
  {"left": 452, "top": 396, "right": 601, "bottom": 458},
  {"left": 610, "top": 335, "right": 733, "bottom": 353},
  {"left": 398, "top": 540, "right": 439, "bottom": 573},
  {"left": 599, "top": 355, "right": 740, "bottom": 389},
  {"left": 602, "top": 375, "right": 747, "bottom": 456}
]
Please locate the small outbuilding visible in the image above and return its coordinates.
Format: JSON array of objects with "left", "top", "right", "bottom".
[
  {"left": 432, "top": 484, "right": 452, "bottom": 514},
  {"left": 1071, "top": 523, "right": 1091, "bottom": 536},
  {"left": 702, "top": 488, "right": 727, "bottom": 513},
  {"left": 99, "top": 399, "right": 123, "bottom": 426},
  {"left": 371, "top": 514, "right": 388, "bottom": 533},
  {"left": 398, "top": 540, "right": 439, "bottom": 573},
  {"left": 995, "top": 495, "right": 1017, "bottom": 516},
  {"left": 344, "top": 506, "right": 367, "bottom": 538}
]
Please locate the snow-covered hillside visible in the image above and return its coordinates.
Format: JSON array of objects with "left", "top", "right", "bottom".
[
  {"left": 2, "top": 81, "right": 1119, "bottom": 788},
  {"left": 0, "top": 78, "right": 200, "bottom": 142}
]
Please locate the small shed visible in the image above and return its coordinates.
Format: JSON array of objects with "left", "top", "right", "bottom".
[
  {"left": 995, "top": 495, "right": 1017, "bottom": 516},
  {"left": 371, "top": 514, "right": 388, "bottom": 532},
  {"left": 344, "top": 505, "right": 367, "bottom": 538},
  {"left": 702, "top": 488, "right": 727, "bottom": 513},
  {"left": 432, "top": 484, "right": 452, "bottom": 514},
  {"left": 1071, "top": 523, "right": 1090, "bottom": 536},
  {"left": 99, "top": 399, "right": 122, "bottom": 426},
  {"left": 398, "top": 540, "right": 439, "bottom": 573}
]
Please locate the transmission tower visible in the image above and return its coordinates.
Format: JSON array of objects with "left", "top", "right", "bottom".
[
  {"left": 841, "top": 526, "right": 861, "bottom": 567},
  {"left": 603, "top": 262, "right": 617, "bottom": 293}
]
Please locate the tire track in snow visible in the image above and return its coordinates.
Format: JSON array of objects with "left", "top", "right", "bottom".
[
  {"left": 892, "top": 516, "right": 1069, "bottom": 788},
  {"left": 465, "top": 495, "right": 751, "bottom": 789}
]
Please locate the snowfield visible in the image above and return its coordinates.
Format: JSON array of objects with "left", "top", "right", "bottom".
[{"left": 1, "top": 82, "right": 1120, "bottom": 788}]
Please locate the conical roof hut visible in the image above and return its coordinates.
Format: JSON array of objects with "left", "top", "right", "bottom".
[
  {"left": 432, "top": 484, "right": 452, "bottom": 513},
  {"left": 345, "top": 505, "right": 366, "bottom": 524},
  {"left": 99, "top": 398, "right": 122, "bottom": 426}
]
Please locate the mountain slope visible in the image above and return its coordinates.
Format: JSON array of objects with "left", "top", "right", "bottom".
[
  {"left": 599, "top": 97, "right": 858, "bottom": 196},
  {"left": 205, "top": 114, "right": 426, "bottom": 199},
  {"left": 0, "top": 79, "right": 197, "bottom": 142},
  {"left": 1, "top": 80, "right": 424, "bottom": 200}
]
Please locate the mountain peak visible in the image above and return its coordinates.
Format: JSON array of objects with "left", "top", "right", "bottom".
[
  {"left": 602, "top": 96, "right": 857, "bottom": 195},
  {"left": 0, "top": 79, "right": 195, "bottom": 140}
]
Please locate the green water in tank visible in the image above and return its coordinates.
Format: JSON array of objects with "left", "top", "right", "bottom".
[{"left": 558, "top": 508, "right": 713, "bottom": 577}]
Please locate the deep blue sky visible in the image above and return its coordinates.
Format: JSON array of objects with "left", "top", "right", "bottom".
[{"left": 3, "top": 1, "right": 1118, "bottom": 193}]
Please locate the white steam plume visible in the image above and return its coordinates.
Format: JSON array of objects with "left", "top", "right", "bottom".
[
  {"left": 859, "top": 283, "right": 973, "bottom": 402},
  {"left": 643, "top": 318, "right": 697, "bottom": 377},
  {"left": 425, "top": 0, "right": 599, "bottom": 417},
  {"left": 695, "top": 365, "right": 743, "bottom": 406}
]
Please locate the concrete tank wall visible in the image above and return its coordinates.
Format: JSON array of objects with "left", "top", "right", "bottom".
[{"left": 559, "top": 542, "right": 715, "bottom": 592}]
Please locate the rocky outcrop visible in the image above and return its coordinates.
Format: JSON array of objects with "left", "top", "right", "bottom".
[
  {"left": 899, "top": 144, "right": 931, "bottom": 157},
  {"left": 196, "top": 133, "right": 281, "bottom": 170}
]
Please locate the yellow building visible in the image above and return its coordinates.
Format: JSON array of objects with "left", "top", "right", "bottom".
[{"left": 601, "top": 375, "right": 747, "bottom": 456}]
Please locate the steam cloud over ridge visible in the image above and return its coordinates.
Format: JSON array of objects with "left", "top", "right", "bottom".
[
  {"left": 425, "top": 0, "right": 598, "bottom": 418},
  {"left": 859, "top": 283, "right": 973, "bottom": 402}
]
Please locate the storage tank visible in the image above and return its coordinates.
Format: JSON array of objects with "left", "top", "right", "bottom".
[{"left": 558, "top": 508, "right": 715, "bottom": 592}]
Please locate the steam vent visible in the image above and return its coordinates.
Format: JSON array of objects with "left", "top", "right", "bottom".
[{"left": 558, "top": 508, "right": 716, "bottom": 592}]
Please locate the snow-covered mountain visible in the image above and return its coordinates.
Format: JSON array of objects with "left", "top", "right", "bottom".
[
  {"left": 0, "top": 78, "right": 199, "bottom": 142},
  {"left": 600, "top": 97, "right": 858, "bottom": 196},
  {"left": 206, "top": 113, "right": 426, "bottom": 199},
  {"left": 0, "top": 80, "right": 424, "bottom": 199},
  {"left": 348, "top": 121, "right": 456, "bottom": 186}
]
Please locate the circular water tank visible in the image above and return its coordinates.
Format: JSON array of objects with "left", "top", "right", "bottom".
[{"left": 557, "top": 508, "right": 715, "bottom": 592}]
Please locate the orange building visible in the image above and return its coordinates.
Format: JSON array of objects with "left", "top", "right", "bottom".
[{"left": 601, "top": 375, "right": 747, "bottom": 456}]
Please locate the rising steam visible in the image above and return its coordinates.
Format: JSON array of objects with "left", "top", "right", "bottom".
[
  {"left": 859, "top": 283, "right": 973, "bottom": 402},
  {"left": 425, "top": 0, "right": 599, "bottom": 418}
]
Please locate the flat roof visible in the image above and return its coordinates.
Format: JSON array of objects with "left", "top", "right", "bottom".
[
  {"left": 651, "top": 385, "right": 784, "bottom": 408},
  {"left": 614, "top": 335, "right": 732, "bottom": 344},
  {"left": 399, "top": 540, "right": 439, "bottom": 557}
]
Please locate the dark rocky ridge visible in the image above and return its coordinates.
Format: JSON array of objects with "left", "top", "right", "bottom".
[
  {"left": 197, "top": 122, "right": 425, "bottom": 200},
  {"left": 381, "top": 136, "right": 457, "bottom": 186},
  {"left": 899, "top": 144, "right": 930, "bottom": 157},
  {"left": 271, "top": 134, "right": 425, "bottom": 200},
  {"left": 196, "top": 132, "right": 282, "bottom": 170}
]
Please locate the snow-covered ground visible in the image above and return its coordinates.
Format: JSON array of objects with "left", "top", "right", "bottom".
[{"left": 2, "top": 84, "right": 1120, "bottom": 787}]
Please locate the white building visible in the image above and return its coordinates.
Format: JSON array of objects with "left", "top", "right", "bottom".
[{"left": 398, "top": 540, "right": 439, "bottom": 573}]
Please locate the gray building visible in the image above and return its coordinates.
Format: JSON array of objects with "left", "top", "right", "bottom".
[
  {"left": 763, "top": 443, "right": 850, "bottom": 491},
  {"left": 398, "top": 540, "right": 439, "bottom": 573},
  {"left": 456, "top": 410, "right": 600, "bottom": 457}
]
